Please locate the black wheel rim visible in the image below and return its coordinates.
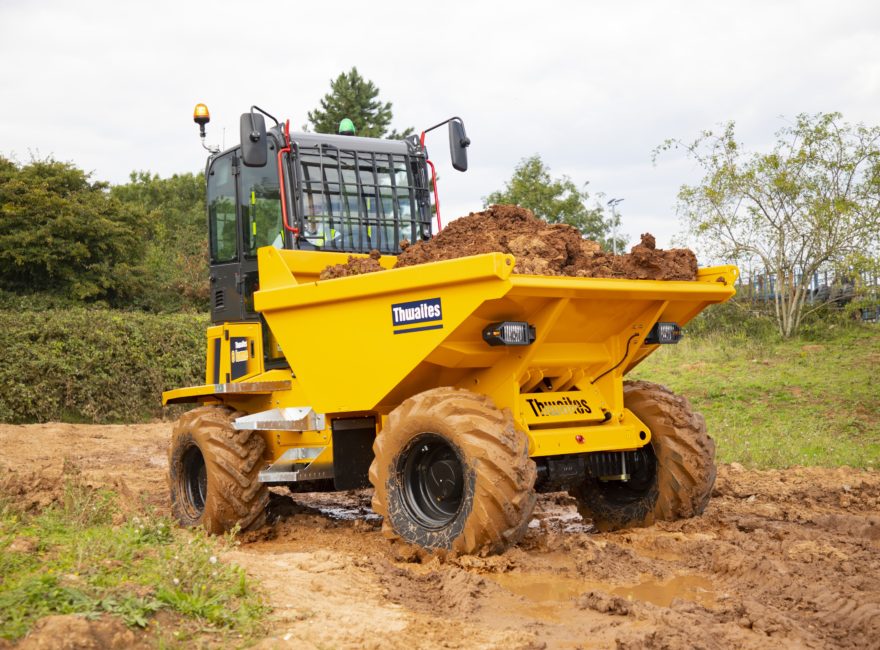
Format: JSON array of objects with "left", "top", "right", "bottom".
[
  {"left": 181, "top": 445, "right": 207, "bottom": 516},
  {"left": 398, "top": 433, "right": 465, "bottom": 530}
]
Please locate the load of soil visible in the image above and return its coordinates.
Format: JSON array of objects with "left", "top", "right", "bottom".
[
  {"left": 319, "top": 249, "right": 384, "bottom": 280},
  {"left": 319, "top": 204, "right": 698, "bottom": 281}
]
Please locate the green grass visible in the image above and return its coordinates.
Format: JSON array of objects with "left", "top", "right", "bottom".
[
  {"left": 630, "top": 323, "right": 880, "bottom": 469},
  {"left": 0, "top": 473, "right": 267, "bottom": 643}
]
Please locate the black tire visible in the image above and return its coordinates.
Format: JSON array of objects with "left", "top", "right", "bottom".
[
  {"left": 369, "top": 387, "right": 536, "bottom": 555},
  {"left": 570, "top": 380, "right": 716, "bottom": 531},
  {"left": 168, "top": 405, "right": 269, "bottom": 534}
]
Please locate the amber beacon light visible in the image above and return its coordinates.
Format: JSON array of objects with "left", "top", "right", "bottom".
[
  {"left": 193, "top": 103, "right": 210, "bottom": 129},
  {"left": 193, "top": 103, "right": 219, "bottom": 153}
]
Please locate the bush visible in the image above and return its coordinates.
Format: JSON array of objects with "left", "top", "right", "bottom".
[
  {"left": 0, "top": 308, "right": 207, "bottom": 423},
  {"left": 683, "top": 299, "right": 778, "bottom": 340},
  {"left": 683, "top": 297, "right": 875, "bottom": 342},
  {"left": 0, "top": 157, "right": 149, "bottom": 303},
  {"left": 111, "top": 171, "right": 210, "bottom": 313}
]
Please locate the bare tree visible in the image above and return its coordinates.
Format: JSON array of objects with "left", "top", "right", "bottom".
[{"left": 656, "top": 113, "right": 880, "bottom": 337}]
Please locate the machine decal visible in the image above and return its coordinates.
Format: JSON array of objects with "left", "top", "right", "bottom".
[
  {"left": 518, "top": 389, "right": 607, "bottom": 426},
  {"left": 391, "top": 297, "right": 443, "bottom": 334},
  {"left": 525, "top": 396, "right": 592, "bottom": 417},
  {"left": 230, "top": 337, "right": 249, "bottom": 380}
]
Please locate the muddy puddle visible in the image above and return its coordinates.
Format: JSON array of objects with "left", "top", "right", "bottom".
[
  {"left": 291, "top": 490, "right": 382, "bottom": 522},
  {"left": 487, "top": 571, "right": 716, "bottom": 608}
]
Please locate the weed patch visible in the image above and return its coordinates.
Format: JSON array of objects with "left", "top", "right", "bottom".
[{"left": 0, "top": 472, "right": 267, "bottom": 642}]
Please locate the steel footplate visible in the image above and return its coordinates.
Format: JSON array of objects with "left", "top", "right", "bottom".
[
  {"left": 233, "top": 407, "right": 325, "bottom": 432},
  {"left": 258, "top": 446, "right": 333, "bottom": 483}
]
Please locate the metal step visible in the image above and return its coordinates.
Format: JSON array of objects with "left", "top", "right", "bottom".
[
  {"left": 258, "top": 446, "right": 333, "bottom": 483},
  {"left": 233, "top": 407, "right": 325, "bottom": 432}
]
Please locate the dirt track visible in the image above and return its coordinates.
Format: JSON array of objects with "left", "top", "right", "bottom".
[{"left": 1, "top": 422, "right": 878, "bottom": 649}]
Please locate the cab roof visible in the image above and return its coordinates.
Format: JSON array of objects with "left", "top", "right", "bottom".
[{"left": 272, "top": 127, "right": 421, "bottom": 157}]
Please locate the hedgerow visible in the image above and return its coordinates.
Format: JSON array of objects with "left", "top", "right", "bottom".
[{"left": 0, "top": 308, "right": 206, "bottom": 423}]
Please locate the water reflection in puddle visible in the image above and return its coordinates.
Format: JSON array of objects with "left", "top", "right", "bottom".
[
  {"left": 288, "top": 491, "right": 382, "bottom": 522},
  {"left": 311, "top": 504, "right": 382, "bottom": 521}
]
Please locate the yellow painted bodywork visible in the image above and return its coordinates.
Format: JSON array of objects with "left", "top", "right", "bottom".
[{"left": 163, "top": 247, "right": 737, "bottom": 463}]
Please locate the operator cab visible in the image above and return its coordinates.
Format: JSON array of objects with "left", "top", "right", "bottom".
[
  {"left": 205, "top": 131, "right": 431, "bottom": 324},
  {"left": 200, "top": 105, "right": 468, "bottom": 330}
]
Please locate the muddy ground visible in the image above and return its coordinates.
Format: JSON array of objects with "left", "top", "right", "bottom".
[
  {"left": 320, "top": 205, "right": 698, "bottom": 281},
  {"left": 1, "top": 422, "right": 878, "bottom": 649}
]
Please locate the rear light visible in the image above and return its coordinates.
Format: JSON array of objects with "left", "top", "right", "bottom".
[
  {"left": 482, "top": 321, "right": 536, "bottom": 346},
  {"left": 645, "top": 322, "right": 683, "bottom": 345}
]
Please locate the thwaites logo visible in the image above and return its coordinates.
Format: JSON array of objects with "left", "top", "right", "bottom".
[
  {"left": 229, "top": 337, "right": 249, "bottom": 380},
  {"left": 526, "top": 396, "right": 592, "bottom": 417},
  {"left": 391, "top": 297, "right": 443, "bottom": 334},
  {"left": 230, "top": 338, "right": 249, "bottom": 364}
]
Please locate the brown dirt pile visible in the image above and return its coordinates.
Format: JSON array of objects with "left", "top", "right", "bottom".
[
  {"left": 320, "top": 249, "right": 384, "bottom": 280},
  {"left": 12, "top": 615, "right": 148, "bottom": 650},
  {"left": 321, "top": 205, "right": 698, "bottom": 281}
]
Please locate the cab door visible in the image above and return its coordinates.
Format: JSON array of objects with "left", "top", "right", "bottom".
[
  {"left": 238, "top": 136, "right": 284, "bottom": 319},
  {"left": 207, "top": 151, "right": 241, "bottom": 323}
]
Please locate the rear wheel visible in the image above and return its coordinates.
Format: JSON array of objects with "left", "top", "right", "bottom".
[
  {"left": 370, "top": 387, "right": 536, "bottom": 555},
  {"left": 169, "top": 405, "right": 269, "bottom": 534},
  {"left": 570, "top": 380, "right": 716, "bottom": 531}
]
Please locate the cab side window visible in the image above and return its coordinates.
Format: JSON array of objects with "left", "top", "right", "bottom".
[{"left": 208, "top": 154, "right": 237, "bottom": 263}]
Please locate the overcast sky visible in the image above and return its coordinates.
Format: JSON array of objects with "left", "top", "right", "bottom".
[{"left": 2, "top": 0, "right": 879, "bottom": 249}]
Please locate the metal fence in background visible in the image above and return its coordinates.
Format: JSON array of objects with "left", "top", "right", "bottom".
[{"left": 733, "top": 267, "right": 880, "bottom": 322}]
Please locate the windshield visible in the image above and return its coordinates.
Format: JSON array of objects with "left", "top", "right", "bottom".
[{"left": 293, "top": 144, "right": 431, "bottom": 254}]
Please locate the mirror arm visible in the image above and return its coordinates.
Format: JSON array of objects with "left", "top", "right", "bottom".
[
  {"left": 420, "top": 116, "right": 465, "bottom": 140},
  {"left": 249, "top": 105, "right": 279, "bottom": 142},
  {"left": 420, "top": 116, "right": 469, "bottom": 147}
]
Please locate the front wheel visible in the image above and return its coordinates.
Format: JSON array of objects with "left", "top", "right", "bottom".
[
  {"left": 369, "top": 387, "right": 536, "bottom": 555},
  {"left": 570, "top": 381, "right": 716, "bottom": 531},
  {"left": 168, "top": 405, "right": 269, "bottom": 534}
]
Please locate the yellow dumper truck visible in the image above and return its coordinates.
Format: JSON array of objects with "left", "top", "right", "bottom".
[{"left": 163, "top": 105, "right": 737, "bottom": 554}]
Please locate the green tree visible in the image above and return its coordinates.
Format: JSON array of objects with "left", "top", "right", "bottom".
[
  {"left": 484, "top": 155, "right": 623, "bottom": 248},
  {"left": 0, "top": 156, "right": 149, "bottom": 302},
  {"left": 112, "top": 171, "right": 208, "bottom": 311},
  {"left": 307, "top": 67, "right": 413, "bottom": 139},
  {"left": 656, "top": 112, "right": 880, "bottom": 338}
]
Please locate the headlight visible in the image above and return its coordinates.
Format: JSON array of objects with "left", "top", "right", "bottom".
[
  {"left": 482, "top": 321, "right": 536, "bottom": 346},
  {"left": 645, "top": 322, "right": 683, "bottom": 344}
]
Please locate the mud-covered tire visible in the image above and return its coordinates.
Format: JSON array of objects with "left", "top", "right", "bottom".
[
  {"left": 369, "top": 387, "right": 536, "bottom": 555},
  {"left": 168, "top": 405, "right": 269, "bottom": 534},
  {"left": 570, "top": 380, "right": 716, "bottom": 531}
]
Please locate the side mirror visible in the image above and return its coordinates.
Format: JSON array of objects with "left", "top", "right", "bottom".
[
  {"left": 240, "top": 113, "right": 268, "bottom": 167},
  {"left": 448, "top": 120, "right": 470, "bottom": 172}
]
